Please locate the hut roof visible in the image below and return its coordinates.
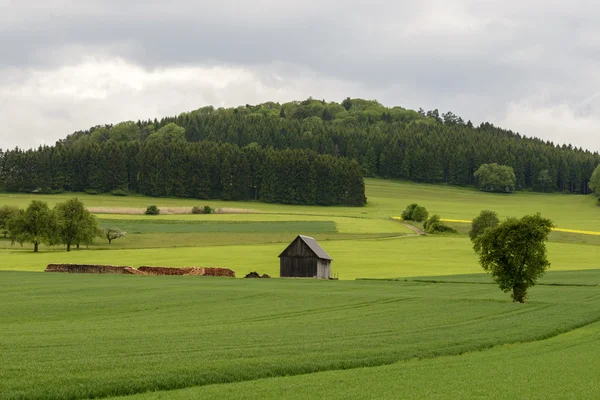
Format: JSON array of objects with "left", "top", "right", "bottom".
[{"left": 279, "top": 235, "right": 333, "bottom": 261}]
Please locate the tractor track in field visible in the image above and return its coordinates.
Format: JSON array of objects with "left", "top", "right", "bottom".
[{"left": 403, "top": 223, "right": 425, "bottom": 235}]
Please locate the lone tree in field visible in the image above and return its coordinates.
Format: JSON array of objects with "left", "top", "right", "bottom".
[
  {"left": 8, "top": 201, "right": 56, "bottom": 252},
  {"left": 472, "top": 213, "right": 554, "bottom": 303},
  {"left": 590, "top": 164, "right": 600, "bottom": 195},
  {"left": 105, "top": 228, "right": 126, "bottom": 244},
  {"left": 54, "top": 198, "right": 100, "bottom": 251},
  {"left": 0, "top": 205, "right": 19, "bottom": 238},
  {"left": 469, "top": 210, "right": 500, "bottom": 240},
  {"left": 474, "top": 163, "right": 516, "bottom": 193}
]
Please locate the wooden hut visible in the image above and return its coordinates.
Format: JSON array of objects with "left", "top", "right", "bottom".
[{"left": 279, "top": 235, "right": 332, "bottom": 279}]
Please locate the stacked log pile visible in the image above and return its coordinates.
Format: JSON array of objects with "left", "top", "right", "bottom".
[{"left": 45, "top": 264, "right": 235, "bottom": 277}]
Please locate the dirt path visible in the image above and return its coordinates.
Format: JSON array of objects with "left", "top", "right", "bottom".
[{"left": 403, "top": 223, "right": 425, "bottom": 235}]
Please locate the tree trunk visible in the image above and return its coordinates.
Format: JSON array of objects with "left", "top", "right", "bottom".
[
  {"left": 67, "top": 243, "right": 71, "bottom": 252},
  {"left": 76, "top": 243, "right": 80, "bottom": 249},
  {"left": 34, "top": 242, "right": 39, "bottom": 253},
  {"left": 512, "top": 283, "right": 527, "bottom": 303},
  {"left": 108, "top": 239, "right": 112, "bottom": 244}
]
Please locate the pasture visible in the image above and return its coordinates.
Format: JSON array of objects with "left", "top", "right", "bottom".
[{"left": 1, "top": 178, "right": 600, "bottom": 399}]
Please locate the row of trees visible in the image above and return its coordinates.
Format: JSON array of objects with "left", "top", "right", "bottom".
[
  {"left": 55, "top": 98, "right": 600, "bottom": 194},
  {"left": 0, "top": 141, "right": 366, "bottom": 206},
  {"left": 0, "top": 199, "right": 99, "bottom": 252}
]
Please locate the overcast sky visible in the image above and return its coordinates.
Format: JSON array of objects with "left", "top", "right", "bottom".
[{"left": 1, "top": 0, "right": 599, "bottom": 151}]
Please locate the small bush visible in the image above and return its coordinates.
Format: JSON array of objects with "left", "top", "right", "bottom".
[
  {"left": 424, "top": 214, "right": 458, "bottom": 234},
  {"left": 192, "top": 205, "right": 213, "bottom": 214},
  {"left": 411, "top": 206, "right": 429, "bottom": 222},
  {"left": 145, "top": 205, "right": 160, "bottom": 215},
  {"left": 84, "top": 189, "right": 99, "bottom": 195},
  {"left": 401, "top": 203, "right": 429, "bottom": 222},
  {"left": 401, "top": 203, "right": 418, "bottom": 220},
  {"left": 111, "top": 189, "right": 128, "bottom": 197},
  {"left": 244, "top": 271, "right": 271, "bottom": 279}
]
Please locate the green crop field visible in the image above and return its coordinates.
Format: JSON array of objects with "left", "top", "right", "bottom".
[
  {"left": 2, "top": 178, "right": 600, "bottom": 399},
  {"left": 123, "top": 317, "right": 600, "bottom": 400},
  {"left": 1, "top": 271, "right": 600, "bottom": 400}
]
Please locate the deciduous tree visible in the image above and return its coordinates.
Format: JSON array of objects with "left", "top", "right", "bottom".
[
  {"left": 474, "top": 163, "right": 516, "bottom": 193},
  {"left": 54, "top": 198, "right": 99, "bottom": 252},
  {"left": 8, "top": 201, "right": 56, "bottom": 252},
  {"left": 469, "top": 210, "right": 500, "bottom": 240},
  {"left": 0, "top": 205, "right": 19, "bottom": 238},
  {"left": 472, "top": 213, "right": 554, "bottom": 303},
  {"left": 105, "top": 228, "right": 125, "bottom": 244}
]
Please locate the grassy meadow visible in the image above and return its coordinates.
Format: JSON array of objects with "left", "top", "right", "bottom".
[{"left": 1, "top": 178, "right": 600, "bottom": 399}]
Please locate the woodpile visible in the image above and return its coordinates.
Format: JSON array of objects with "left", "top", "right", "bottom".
[
  {"left": 138, "top": 266, "right": 235, "bottom": 277},
  {"left": 45, "top": 264, "right": 235, "bottom": 277}
]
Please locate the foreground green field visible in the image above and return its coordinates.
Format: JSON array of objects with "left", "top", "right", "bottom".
[
  {"left": 121, "top": 319, "right": 600, "bottom": 400},
  {"left": 1, "top": 271, "right": 599, "bottom": 399}
]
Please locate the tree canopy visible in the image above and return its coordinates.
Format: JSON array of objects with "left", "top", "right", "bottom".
[
  {"left": 469, "top": 210, "right": 500, "bottom": 240},
  {"left": 8, "top": 200, "right": 56, "bottom": 252},
  {"left": 472, "top": 213, "right": 554, "bottom": 303},
  {"left": 590, "top": 164, "right": 600, "bottom": 195},
  {"left": 53, "top": 198, "right": 100, "bottom": 251},
  {"left": 474, "top": 164, "right": 517, "bottom": 193},
  {"left": 401, "top": 203, "right": 429, "bottom": 222}
]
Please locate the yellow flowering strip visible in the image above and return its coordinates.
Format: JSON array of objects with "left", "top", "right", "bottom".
[
  {"left": 393, "top": 216, "right": 600, "bottom": 236},
  {"left": 437, "top": 218, "right": 600, "bottom": 236},
  {"left": 551, "top": 227, "right": 600, "bottom": 236},
  {"left": 440, "top": 218, "right": 471, "bottom": 223}
]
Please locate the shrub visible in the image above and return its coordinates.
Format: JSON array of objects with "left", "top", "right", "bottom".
[
  {"left": 401, "top": 203, "right": 428, "bottom": 222},
  {"left": 145, "top": 205, "right": 160, "bottom": 215},
  {"left": 411, "top": 206, "right": 429, "bottom": 222},
  {"left": 424, "top": 214, "right": 458, "bottom": 234},
  {"left": 84, "top": 189, "right": 99, "bottom": 195},
  {"left": 192, "top": 205, "right": 213, "bottom": 214},
  {"left": 111, "top": 189, "right": 128, "bottom": 197},
  {"left": 401, "top": 203, "right": 418, "bottom": 220}
]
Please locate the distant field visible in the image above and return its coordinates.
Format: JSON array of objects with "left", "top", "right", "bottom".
[
  {"left": 1, "top": 178, "right": 599, "bottom": 230},
  {"left": 98, "top": 220, "right": 338, "bottom": 234},
  {"left": 2, "top": 271, "right": 599, "bottom": 400},
  {"left": 2, "top": 236, "right": 599, "bottom": 280}
]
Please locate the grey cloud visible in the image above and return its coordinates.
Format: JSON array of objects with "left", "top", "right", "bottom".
[{"left": 1, "top": 0, "right": 600, "bottom": 150}]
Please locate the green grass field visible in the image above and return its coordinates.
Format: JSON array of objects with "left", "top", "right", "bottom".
[
  {"left": 2, "top": 179, "right": 600, "bottom": 399},
  {"left": 2, "top": 271, "right": 600, "bottom": 399},
  {"left": 122, "top": 318, "right": 600, "bottom": 400}
]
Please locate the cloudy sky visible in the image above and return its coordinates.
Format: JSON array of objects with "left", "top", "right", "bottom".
[{"left": 1, "top": 0, "right": 599, "bottom": 151}]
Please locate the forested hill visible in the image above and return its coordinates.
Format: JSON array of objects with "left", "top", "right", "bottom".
[{"left": 1, "top": 98, "right": 599, "bottom": 199}]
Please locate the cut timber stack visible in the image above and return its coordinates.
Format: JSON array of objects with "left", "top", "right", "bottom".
[{"left": 45, "top": 264, "right": 235, "bottom": 277}]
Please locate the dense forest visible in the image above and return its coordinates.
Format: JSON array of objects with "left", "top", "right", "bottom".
[
  {"left": 1, "top": 98, "right": 599, "bottom": 203},
  {"left": 0, "top": 139, "right": 366, "bottom": 206}
]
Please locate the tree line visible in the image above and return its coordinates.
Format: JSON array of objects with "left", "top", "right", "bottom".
[
  {"left": 0, "top": 140, "right": 366, "bottom": 206},
  {"left": 0, "top": 199, "right": 99, "bottom": 252},
  {"left": 55, "top": 98, "right": 600, "bottom": 194},
  {"left": 2, "top": 98, "right": 599, "bottom": 197}
]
